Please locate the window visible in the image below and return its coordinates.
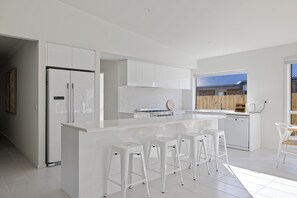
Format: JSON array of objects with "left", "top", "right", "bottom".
[
  {"left": 196, "top": 73, "right": 247, "bottom": 110},
  {"left": 289, "top": 64, "right": 297, "bottom": 125}
]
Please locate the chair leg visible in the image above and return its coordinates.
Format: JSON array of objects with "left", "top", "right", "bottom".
[
  {"left": 197, "top": 140, "right": 203, "bottom": 163},
  {"left": 146, "top": 143, "right": 152, "bottom": 168},
  {"left": 104, "top": 150, "right": 113, "bottom": 197},
  {"left": 172, "top": 145, "right": 177, "bottom": 174},
  {"left": 276, "top": 145, "right": 281, "bottom": 168},
  {"left": 175, "top": 143, "right": 184, "bottom": 186},
  {"left": 156, "top": 146, "right": 160, "bottom": 159},
  {"left": 202, "top": 139, "right": 210, "bottom": 175},
  {"left": 213, "top": 135, "right": 219, "bottom": 171},
  {"left": 190, "top": 139, "right": 197, "bottom": 181},
  {"left": 222, "top": 134, "right": 230, "bottom": 166},
  {"left": 128, "top": 153, "right": 134, "bottom": 189},
  {"left": 178, "top": 138, "right": 183, "bottom": 157},
  {"left": 208, "top": 135, "right": 213, "bottom": 161},
  {"left": 121, "top": 151, "right": 129, "bottom": 198},
  {"left": 140, "top": 147, "right": 151, "bottom": 197},
  {"left": 283, "top": 145, "right": 287, "bottom": 164},
  {"left": 160, "top": 145, "right": 168, "bottom": 193}
]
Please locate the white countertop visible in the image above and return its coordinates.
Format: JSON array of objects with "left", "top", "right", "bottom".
[
  {"left": 188, "top": 109, "right": 252, "bottom": 116},
  {"left": 119, "top": 110, "right": 186, "bottom": 114},
  {"left": 61, "top": 114, "right": 226, "bottom": 133}
]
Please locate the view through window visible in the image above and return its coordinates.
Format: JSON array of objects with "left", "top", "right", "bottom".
[
  {"left": 196, "top": 73, "right": 247, "bottom": 110},
  {"left": 290, "top": 64, "right": 297, "bottom": 125}
]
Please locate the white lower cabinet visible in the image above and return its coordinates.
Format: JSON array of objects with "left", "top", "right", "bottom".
[
  {"left": 224, "top": 116, "right": 249, "bottom": 150},
  {"left": 218, "top": 113, "right": 261, "bottom": 151}
]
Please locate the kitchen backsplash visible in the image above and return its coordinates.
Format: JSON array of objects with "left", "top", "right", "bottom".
[{"left": 119, "top": 86, "right": 183, "bottom": 112}]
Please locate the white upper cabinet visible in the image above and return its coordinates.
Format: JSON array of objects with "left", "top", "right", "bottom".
[
  {"left": 47, "top": 43, "right": 72, "bottom": 69},
  {"left": 179, "top": 69, "right": 191, "bottom": 90},
  {"left": 167, "top": 67, "right": 180, "bottom": 89},
  {"left": 47, "top": 43, "right": 95, "bottom": 71},
  {"left": 119, "top": 60, "right": 142, "bottom": 86},
  {"left": 141, "top": 62, "right": 156, "bottom": 87},
  {"left": 127, "top": 60, "right": 142, "bottom": 86},
  {"left": 155, "top": 65, "right": 168, "bottom": 88},
  {"left": 72, "top": 48, "right": 95, "bottom": 71},
  {"left": 119, "top": 59, "right": 191, "bottom": 90}
]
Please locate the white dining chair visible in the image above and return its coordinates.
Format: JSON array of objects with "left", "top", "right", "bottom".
[{"left": 275, "top": 122, "right": 297, "bottom": 167}]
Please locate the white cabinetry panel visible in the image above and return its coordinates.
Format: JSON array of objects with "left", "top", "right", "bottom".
[
  {"left": 72, "top": 48, "right": 95, "bottom": 71},
  {"left": 119, "top": 59, "right": 191, "bottom": 90},
  {"left": 47, "top": 43, "right": 95, "bottom": 71},
  {"left": 127, "top": 60, "right": 142, "bottom": 86},
  {"left": 155, "top": 65, "right": 168, "bottom": 88},
  {"left": 167, "top": 67, "right": 180, "bottom": 89},
  {"left": 179, "top": 69, "right": 191, "bottom": 90},
  {"left": 224, "top": 116, "right": 249, "bottom": 150},
  {"left": 47, "top": 43, "right": 72, "bottom": 68},
  {"left": 141, "top": 62, "right": 156, "bottom": 87}
]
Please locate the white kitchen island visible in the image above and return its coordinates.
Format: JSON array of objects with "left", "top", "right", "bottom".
[{"left": 61, "top": 114, "right": 225, "bottom": 198}]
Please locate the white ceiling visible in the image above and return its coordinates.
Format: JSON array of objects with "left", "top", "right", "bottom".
[{"left": 59, "top": 0, "right": 297, "bottom": 59}]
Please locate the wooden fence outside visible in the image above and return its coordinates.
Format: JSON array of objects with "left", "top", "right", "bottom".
[
  {"left": 196, "top": 95, "right": 247, "bottom": 110},
  {"left": 291, "top": 93, "right": 297, "bottom": 125}
]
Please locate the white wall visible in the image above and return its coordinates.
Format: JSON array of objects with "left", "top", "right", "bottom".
[
  {"left": 100, "top": 60, "right": 119, "bottom": 120},
  {"left": 194, "top": 43, "right": 297, "bottom": 150},
  {"left": 0, "top": 0, "right": 196, "bottom": 167},
  {"left": 0, "top": 41, "right": 39, "bottom": 165},
  {"left": 119, "top": 86, "right": 183, "bottom": 112}
]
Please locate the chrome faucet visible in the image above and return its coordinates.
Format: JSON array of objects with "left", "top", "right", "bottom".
[{"left": 214, "top": 100, "right": 223, "bottom": 110}]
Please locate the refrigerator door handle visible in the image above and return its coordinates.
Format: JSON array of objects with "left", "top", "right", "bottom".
[
  {"left": 67, "top": 83, "right": 70, "bottom": 123},
  {"left": 72, "top": 83, "right": 74, "bottom": 123}
]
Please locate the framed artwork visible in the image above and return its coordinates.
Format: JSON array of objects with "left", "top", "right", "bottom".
[
  {"left": 9, "top": 68, "right": 17, "bottom": 114},
  {"left": 5, "top": 72, "right": 10, "bottom": 112},
  {"left": 5, "top": 68, "right": 17, "bottom": 114}
]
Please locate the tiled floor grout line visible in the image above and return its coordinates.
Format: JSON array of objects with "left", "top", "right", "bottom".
[{"left": 251, "top": 179, "right": 275, "bottom": 197}]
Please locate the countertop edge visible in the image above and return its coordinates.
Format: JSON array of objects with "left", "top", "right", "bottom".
[{"left": 61, "top": 114, "right": 226, "bottom": 133}]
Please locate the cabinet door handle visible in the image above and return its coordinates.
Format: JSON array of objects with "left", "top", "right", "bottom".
[
  {"left": 67, "top": 83, "right": 70, "bottom": 123},
  {"left": 72, "top": 83, "right": 74, "bottom": 123}
]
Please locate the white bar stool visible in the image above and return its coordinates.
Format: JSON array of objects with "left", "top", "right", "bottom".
[
  {"left": 104, "top": 142, "right": 150, "bottom": 198},
  {"left": 147, "top": 137, "right": 184, "bottom": 193},
  {"left": 203, "top": 129, "right": 230, "bottom": 171},
  {"left": 179, "top": 132, "right": 210, "bottom": 180}
]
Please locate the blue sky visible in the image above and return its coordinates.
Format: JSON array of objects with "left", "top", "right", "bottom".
[
  {"left": 197, "top": 73, "right": 247, "bottom": 87},
  {"left": 292, "top": 64, "right": 297, "bottom": 78}
]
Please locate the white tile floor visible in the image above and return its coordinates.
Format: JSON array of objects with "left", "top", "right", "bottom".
[{"left": 1, "top": 133, "right": 297, "bottom": 198}]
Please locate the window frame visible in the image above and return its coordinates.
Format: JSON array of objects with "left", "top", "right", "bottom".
[{"left": 194, "top": 70, "right": 248, "bottom": 110}]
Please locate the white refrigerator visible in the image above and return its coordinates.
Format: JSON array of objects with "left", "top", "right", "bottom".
[{"left": 46, "top": 68, "right": 95, "bottom": 165}]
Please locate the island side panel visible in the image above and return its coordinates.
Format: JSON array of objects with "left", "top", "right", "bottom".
[
  {"left": 249, "top": 114, "right": 261, "bottom": 151},
  {"left": 61, "top": 126, "right": 79, "bottom": 198},
  {"left": 76, "top": 119, "right": 219, "bottom": 198}
]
